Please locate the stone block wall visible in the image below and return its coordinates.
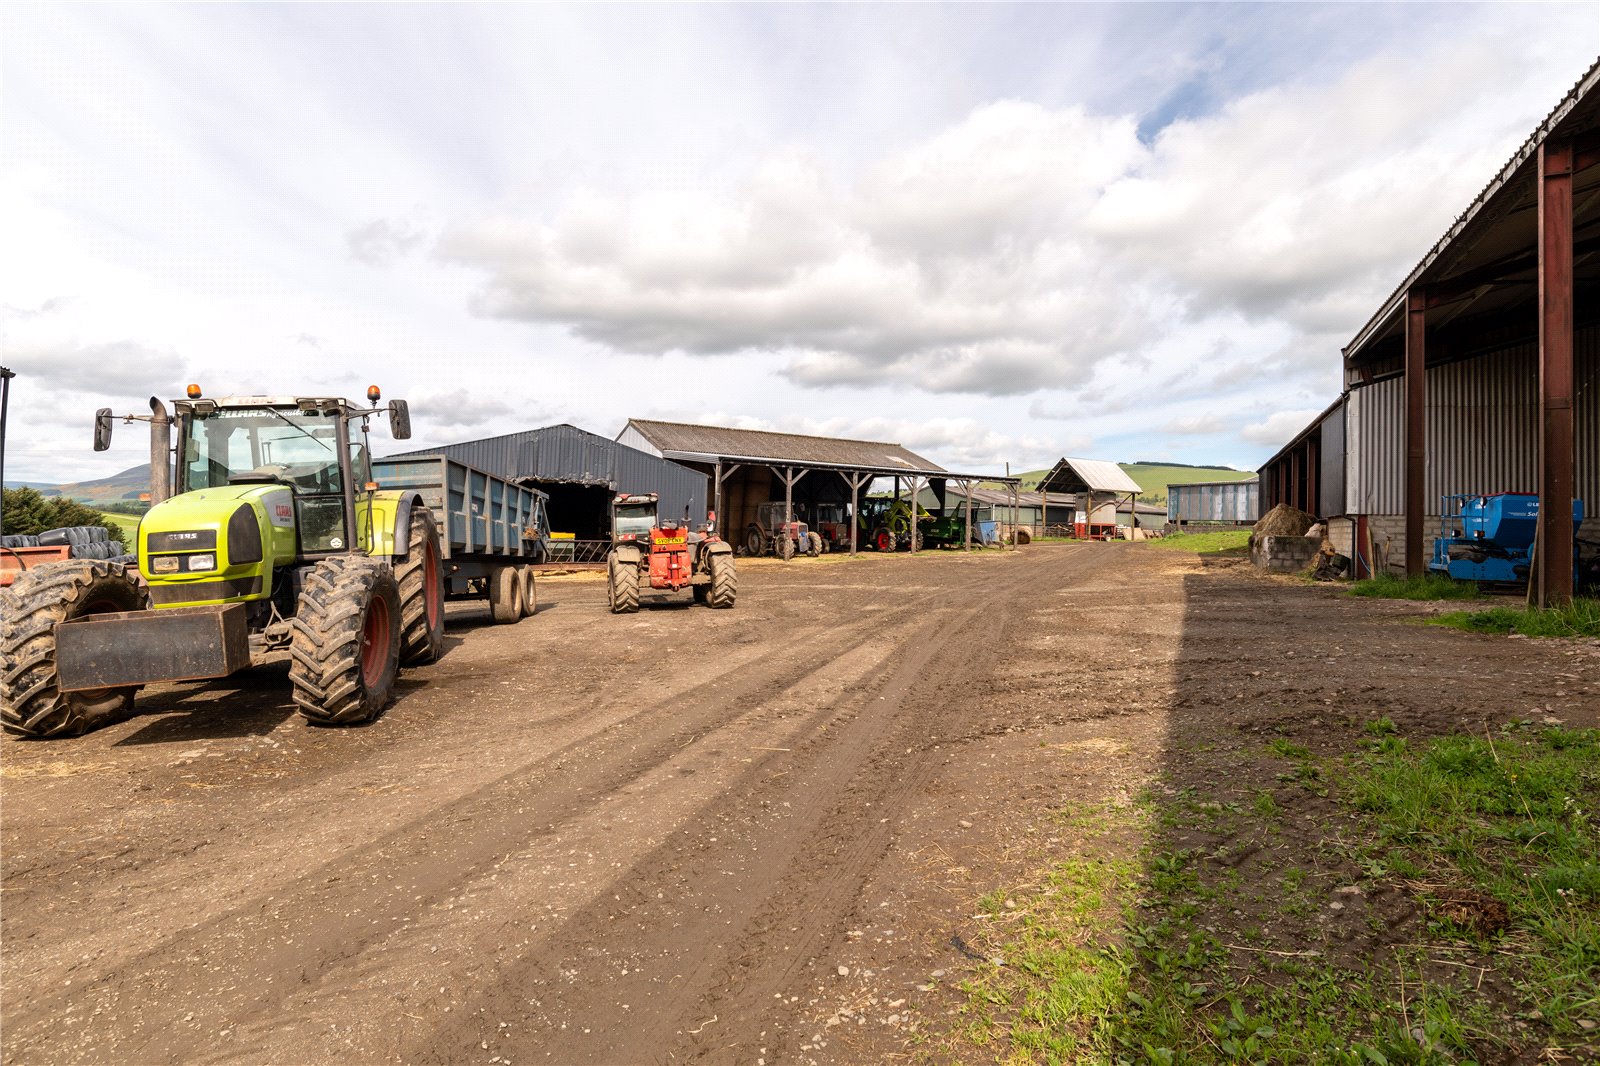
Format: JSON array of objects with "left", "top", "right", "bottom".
[{"left": 1251, "top": 534, "right": 1321, "bottom": 573}]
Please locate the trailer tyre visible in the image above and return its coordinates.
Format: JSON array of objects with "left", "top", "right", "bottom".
[
  {"left": 609, "top": 558, "right": 639, "bottom": 614},
  {"left": 290, "top": 557, "right": 401, "bottom": 726},
  {"left": 395, "top": 508, "right": 445, "bottom": 665},
  {"left": 708, "top": 552, "right": 737, "bottom": 609},
  {"left": 1, "top": 559, "right": 144, "bottom": 738},
  {"left": 518, "top": 566, "right": 537, "bottom": 617},
  {"left": 806, "top": 532, "right": 822, "bottom": 557},
  {"left": 488, "top": 565, "right": 521, "bottom": 624}
]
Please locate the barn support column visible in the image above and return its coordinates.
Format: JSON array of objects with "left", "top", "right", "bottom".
[
  {"left": 714, "top": 462, "right": 741, "bottom": 537},
  {"left": 1538, "top": 138, "right": 1576, "bottom": 607},
  {"left": 1404, "top": 287, "right": 1427, "bottom": 577},
  {"left": 963, "top": 479, "right": 973, "bottom": 551},
  {"left": 841, "top": 471, "right": 871, "bottom": 556},
  {"left": 778, "top": 465, "right": 807, "bottom": 560},
  {"left": 907, "top": 476, "right": 922, "bottom": 553}
]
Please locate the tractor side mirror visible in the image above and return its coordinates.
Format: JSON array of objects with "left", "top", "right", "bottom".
[
  {"left": 388, "top": 399, "right": 412, "bottom": 440},
  {"left": 93, "top": 408, "right": 114, "bottom": 451}
]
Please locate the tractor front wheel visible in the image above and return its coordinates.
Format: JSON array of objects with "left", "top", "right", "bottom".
[
  {"left": 874, "top": 527, "right": 894, "bottom": 552},
  {"left": 707, "top": 552, "right": 737, "bottom": 608},
  {"left": 779, "top": 535, "right": 795, "bottom": 561},
  {"left": 395, "top": 507, "right": 445, "bottom": 665},
  {"left": 289, "top": 556, "right": 402, "bottom": 726},
  {"left": 744, "top": 527, "right": 763, "bottom": 557},
  {"left": 1, "top": 559, "right": 145, "bottom": 738},
  {"left": 806, "top": 532, "right": 822, "bottom": 557},
  {"left": 609, "top": 557, "right": 640, "bottom": 613}
]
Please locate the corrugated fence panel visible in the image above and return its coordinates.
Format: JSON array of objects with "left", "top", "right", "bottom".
[
  {"left": 1168, "top": 480, "right": 1258, "bottom": 522},
  {"left": 1343, "top": 329, "right": 1596, "bottom": 515}
]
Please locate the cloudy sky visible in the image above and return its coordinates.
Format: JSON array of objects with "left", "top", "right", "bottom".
[{"left": 3, "top": 4, "right": 1596, "bottom": 483}]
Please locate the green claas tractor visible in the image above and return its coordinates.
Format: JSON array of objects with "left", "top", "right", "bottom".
[{"left": 0, "top": 386, "right": 445, "bottom": 737}]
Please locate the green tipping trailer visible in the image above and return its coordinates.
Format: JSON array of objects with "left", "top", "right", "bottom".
[{"left": 371, "top": 454, "right": 550, "bottom": 619}]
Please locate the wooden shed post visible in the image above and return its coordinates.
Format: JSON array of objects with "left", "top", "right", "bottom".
[
  {"left": 964, "top": 480, "right": 973, "bottom": 551},
  {"left": 1404, "top": 286, "right": 1427, "bottom": 577}
]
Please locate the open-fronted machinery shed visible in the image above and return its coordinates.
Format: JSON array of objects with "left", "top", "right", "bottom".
[
  {"left": 617, "top": 419, "right": 1021, "bottom": 555},
  {"left": 387, "top": 424, "right": 706, "bottom": 562},
  {"left": 1261, "top": 60, "right": 1600, "bottom": 604}
]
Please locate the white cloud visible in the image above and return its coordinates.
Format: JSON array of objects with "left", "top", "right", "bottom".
[
  {"left": 347, "top": 218, "right": 427, "bottom": 267},
  {"left": 1240, "top": 409, "right": 1324, "bottom": 447}
]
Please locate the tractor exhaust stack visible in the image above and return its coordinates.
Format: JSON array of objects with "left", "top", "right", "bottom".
[{"left": 148, "top": 397, "right": 172, "bottom": 505}]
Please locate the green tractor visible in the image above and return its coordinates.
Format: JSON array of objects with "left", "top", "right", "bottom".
[{"left": 0, "top": 386, "right": 445, "bottom": 737}]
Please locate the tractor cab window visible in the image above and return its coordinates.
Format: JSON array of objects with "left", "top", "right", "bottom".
[
  {"left": 182, "top": 407, "right": 349, "bottom": 552},
  {"left": 182, "top": 407, "right": 343, "bottom": 494},
  {"left": 613, "top": 503, "right": 657, "bottom": 538}
]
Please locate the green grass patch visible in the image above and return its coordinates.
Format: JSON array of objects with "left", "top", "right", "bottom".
[
  {"left": 1431, "top": 597, "right": 1600, "bottom": 639},
  {"left": 1144, "top": 530, "right": 1250, "bottom": 554},
  {"left": 1347, "top": 572, "right": 1480, "bottom": 600},
  {"left": 95, "top": 510, "right": 142, "bottom": 536},
  {"left": 1347, "top": 725, "right": 1600, "bottom": 1036}
]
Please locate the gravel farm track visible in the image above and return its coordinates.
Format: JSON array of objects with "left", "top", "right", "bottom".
[{"left": 3, "top": 544, "right": 1596, "bottom": 1065}]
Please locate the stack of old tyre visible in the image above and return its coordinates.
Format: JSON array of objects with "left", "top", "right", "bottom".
[{"left": 3, "top": 526, "right": 131, "bottom": 561}]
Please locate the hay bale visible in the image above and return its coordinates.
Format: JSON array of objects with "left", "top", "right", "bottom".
[{"left": 1252, "top": 503, "right": 1318, "bottom": 539}]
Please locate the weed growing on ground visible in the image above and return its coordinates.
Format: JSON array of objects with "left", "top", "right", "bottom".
[
  {"left": 1348, "top": 573, "right": 1480, "bottom": 600},
  {"left": 939, "top": 727, "right": 1600, "bottom": 1064},
  {"left": 1430, "top": 597, "right": 1600, "bottom": 639}
]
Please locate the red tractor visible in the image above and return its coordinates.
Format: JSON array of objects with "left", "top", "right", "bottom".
[{"left": 606, "top": 493, "right": 737, "bottom": 612}]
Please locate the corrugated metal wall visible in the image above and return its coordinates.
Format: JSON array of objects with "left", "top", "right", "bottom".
[
  {"left": 1167, "top": 481, "right": 1259, "bottom": 522},
  {"left": 386, "top": 424, "right": 707, "bottom": 522},
  {"left": 1344, "top": 331, "right": 1597, "bottom": 515}
]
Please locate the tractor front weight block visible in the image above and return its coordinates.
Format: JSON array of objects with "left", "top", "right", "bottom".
[{"left": 55, "top": 604, "right": 252, "bottom": 692}]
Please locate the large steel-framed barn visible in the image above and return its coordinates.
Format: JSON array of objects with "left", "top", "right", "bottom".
[
  {"left": 386, "top": 424, "right": 706, "bottom": 560},
  {"left": 617, "top": 419, "right": 1021, "bottom": 555},
  {"left": 1260, "top": 60, "right": 1600, "bottom": 603}
]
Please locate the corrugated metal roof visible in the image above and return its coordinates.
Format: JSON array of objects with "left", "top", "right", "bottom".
[
  {"left": 1344, "top": 57, "right": 1600, "bottom": 363},
  {"left": 622, "top": 418, "right": 946, "bottom": 474},
  {"left": 1037, "top": 457, "right": 1143, "bottom": 494}
]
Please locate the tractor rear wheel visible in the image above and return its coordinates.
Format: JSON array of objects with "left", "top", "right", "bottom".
[
  {"left": 395, "top": 508, "right": 445, "bottom": 665},
  {"left": 518, "top": 566, "right": 537, "bottom": 617},
  {"left": 1, "top": 559, "right": 145, "bottom": 737},
  {"left": 609, "top": 558, "right": 640, "bottom": 614},
  {"left": 289, "top": 556, "right": 402, "bottom": 726},
  {"left": 708, "top": 552, "right": 737, "bottom": 608},
  {"left": 488, "top": 565, "right": 521, "bottom": 624},
  {"left": 779, "top": 535, "right": 795, "bottom": 561},
  {"left": 807, "top": 532, "right": 822, "bottom": 557}
]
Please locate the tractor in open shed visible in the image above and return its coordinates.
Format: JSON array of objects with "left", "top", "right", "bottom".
[
  {"left": 744, "top": 501, "right": 819, "bottom": 559},
  {"left": 606, "top": 493, "right": 736, "bottom": 612}
]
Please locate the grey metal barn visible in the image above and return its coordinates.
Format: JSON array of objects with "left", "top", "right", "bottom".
[
  {"left": 386, "top": 424, "right": 706, "bottom": 560},
  {"left": 1167, "top": 478, "right": 1260, "bottom": 526}
]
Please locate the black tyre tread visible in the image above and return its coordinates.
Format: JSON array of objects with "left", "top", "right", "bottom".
[
  {"left": 488, "top": 566, "right": 520, "bottom": 624},
  {"left": 519, "top": 566, "right": 537, "bottom": 617},
  {"left": 611, "top": 558, "right": 640, "bottom": 613},
  {"left": 1, "top": 559, "right": 145, "bottom": 737},
  {"left": 807, "top": 532, "right": 822, "bottom": 557},
  {"left": 394, "top": 508, "right": 445, "bottom": 665},
  {"left": 708, "top": 552, "right": 737, "bottom": 608},
  {"left": 779, "top": 535, "right": 795, "bottom": 561},
  {"left": 288, "top": 556, "right": 400, "bottom": 726}
]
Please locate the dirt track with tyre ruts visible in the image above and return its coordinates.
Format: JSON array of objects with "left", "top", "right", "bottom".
[{"left": 3, "top": 544, "right": 1596, "bottom": 1065}]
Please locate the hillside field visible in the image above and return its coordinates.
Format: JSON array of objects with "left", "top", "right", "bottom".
[{"left": 1017, "top": 462, "right": 1254, "bottom": 502}]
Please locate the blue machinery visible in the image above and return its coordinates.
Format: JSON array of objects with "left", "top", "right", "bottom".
[{"left": 1428, "top": 493, "right": 1584, "bottom": 585}]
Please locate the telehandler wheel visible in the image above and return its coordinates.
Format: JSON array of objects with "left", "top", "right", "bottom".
[
  {"left": 806, "top": 532, "right": 822, "bottom": 557},
  {"left": 0, "top": 559, "right": 145, "bottom": 738},
  {"left": 488, "top": 565, "right": 521, "bottom": 624},
  {"left": 707, "top": 552, "right": 737, "bottom": 609},
  {"left": 779, "top": 535, "right": 795, "bottom": 561},
  {"left": 609, "top": 558, "right": 640, "bottom": 614},
  {"left": 288, "top": 556, "right": 402, "bottom": 726},
  {"left": 518, "top": 566, "right": 537, "bottom": 617},
  {"left": 395, "top": 508, "right": 445, "bottom": 665}
]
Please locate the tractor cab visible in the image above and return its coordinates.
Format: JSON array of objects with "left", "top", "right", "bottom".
[{"left": 611, "top": 493, "right": 661, "bottom": 544}]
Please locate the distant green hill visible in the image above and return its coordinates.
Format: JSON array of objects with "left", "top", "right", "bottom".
[
  {"left": 1014, "top": 462, "right": 1253, "bottom": 503},
  {"left": 5, "top": 464, "right": 151, "bottom": 504}
]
